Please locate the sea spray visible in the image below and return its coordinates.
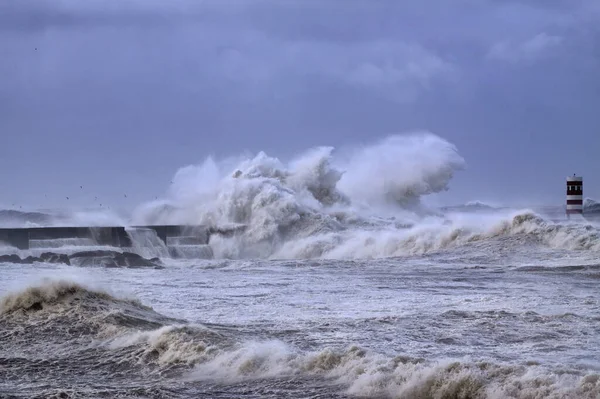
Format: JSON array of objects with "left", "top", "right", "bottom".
[
  {"left": 126, "top": 228, "right": 170, "bottom": 259},
  {"left": 336, "top": 132, "right": 465, "bottom": 211},
  {"left": 133, "top": 132, "right": 466, "bottom": 258}
]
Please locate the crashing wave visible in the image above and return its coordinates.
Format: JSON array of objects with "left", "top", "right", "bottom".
[
  {"left": 273, "top": 211, "right": 600, "bottom": 259},
  {"left": 186, "top": 342, "right": 600, "bottom": 398},
  {"left": 128, "top": 128, "right": 600, "bottom": 259},
  {"left": 0, "top": 279, "right": 150, "bottom": 315},
  {"left": 336, "top": 133, "right": 465, "bottom": 210},
  {"left": 133, "top": 132, "right": 465, "bottom": 258},
  {"left": 0, "top": 279, "right": 210, "bottom": 362}
]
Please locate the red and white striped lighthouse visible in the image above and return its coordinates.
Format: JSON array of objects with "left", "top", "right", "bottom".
[{"left": 566, "top": 175, "right": 583, "bottom": 217}]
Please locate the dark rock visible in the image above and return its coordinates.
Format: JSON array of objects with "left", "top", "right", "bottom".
[
  {"left": 69, "top": 250, "right": 163, "bottom": 268},
  {"left": 69, "top": 250, "right": 121, "bottom": 259},
  {"left": 115, "top": 252, "right": 163, "bottom": 268},
  {"left": 0, "top": 250, "right": 162, "bottom": 268},
  {"left": 0, "top": 252, "right": 71, "bottom": 265},
  {"left": 39, "top": 252, "right": 70, "bottom": 265},
  {"left": 0, "top": 254, "right": 23, "bottom": 263}
]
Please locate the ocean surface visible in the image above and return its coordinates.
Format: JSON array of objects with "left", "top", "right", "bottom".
[{"left": 2, "top": 135, "right": 600, "bottom": 398}]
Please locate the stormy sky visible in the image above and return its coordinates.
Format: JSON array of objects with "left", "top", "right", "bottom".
[{"left": 1, "top": 0, "right": 599, "bottom": 210}]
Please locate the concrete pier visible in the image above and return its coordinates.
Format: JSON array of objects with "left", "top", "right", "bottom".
[{"left": 0, "top": 225, "right": 244, "bottom": 250}]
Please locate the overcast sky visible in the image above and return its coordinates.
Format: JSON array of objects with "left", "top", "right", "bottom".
[{"left": 1, "top": 0, "right": 599, "bottom": 210}]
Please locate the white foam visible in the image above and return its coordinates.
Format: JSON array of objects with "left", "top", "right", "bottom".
[{"left": 184, "top": 340, "right": 600, "bottom": 398}]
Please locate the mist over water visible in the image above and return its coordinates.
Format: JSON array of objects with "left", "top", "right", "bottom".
[{"left": 2, "top": 132, "right": 600, "bottom": 398}]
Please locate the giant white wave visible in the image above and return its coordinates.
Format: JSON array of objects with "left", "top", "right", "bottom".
[{"left": 133, "top": 132, "right": 466, "bottom": 258}]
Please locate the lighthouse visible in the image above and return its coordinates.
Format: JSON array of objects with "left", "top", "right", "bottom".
[{"left": 566, "top": 175, "right": 583, "bottom": 218}]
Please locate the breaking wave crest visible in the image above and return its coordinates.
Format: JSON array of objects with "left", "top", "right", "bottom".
[
  {"left": 0, "top": 279, "right": 187, "bottom": 358},
  {"left": 0, "top": 279, "right": 147, "bottom": 315},
  {"left": 0, "top": 279, "right": 229, "bottom": 391},
  {"left": 274, "top": 211, "right": 600, "bottom": 259},
  {"left": 488, "top": 213, "right": 600, "bottom": 250},
  {"left": 188, "top": 342, "right": 600, "bottom": 398}
]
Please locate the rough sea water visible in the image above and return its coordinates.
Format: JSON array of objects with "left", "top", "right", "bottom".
[{"left": 2, "top": 133, "right": 600, "bottom": 398}]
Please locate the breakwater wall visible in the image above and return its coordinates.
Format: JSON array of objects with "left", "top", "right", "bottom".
[{"left": 0, "top": 225, "right": 243, "bottom": 250}]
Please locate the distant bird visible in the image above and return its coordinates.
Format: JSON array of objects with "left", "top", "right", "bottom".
[
  {"left": 66, "top": 197, "right": 69, "bottom": 200},
  {"left": 124, "top": 194, "right": 127, "bottom": 198},
  {"left": 80, "top": 185, "right": 83, "bottom": 189}
]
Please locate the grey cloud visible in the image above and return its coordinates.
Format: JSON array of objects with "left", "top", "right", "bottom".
[
  {"left": 487, "top": 33, "right": 563, "bottom": 64},
  {"left": 1, "top": 1, "right": 457, "bottom": 105},
  {"left": 209, "top": 36, "right": 454, "bottom": 103},
  {"left": 0, "top": 0, "right": 208, "bottom": 31},
  {"left": 1, "top": 0, "right": 600, "bottom": 207}
]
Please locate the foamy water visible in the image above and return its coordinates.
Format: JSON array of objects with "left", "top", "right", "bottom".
[
  {"left": 1, "top": 132, "right": 600, "bottom": 398},
  {"left": 1, "top": 248, "right": 600, "bottom": 398}
]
